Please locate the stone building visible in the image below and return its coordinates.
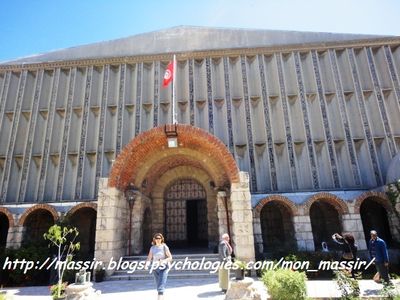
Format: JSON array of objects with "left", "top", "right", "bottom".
[{"left": 1, "top": 26, "right": 400, "bottom": 264}]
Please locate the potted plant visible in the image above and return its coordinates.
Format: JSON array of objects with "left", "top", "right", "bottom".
[
  {"left": 49, "top": 282, "right": 68, "bottom": 300},
  {"left": 233, "top": 260, "right": 247, "bottom": 280},
  {"left": 43, "top": 224, "right": 80, "bottom": 300}
]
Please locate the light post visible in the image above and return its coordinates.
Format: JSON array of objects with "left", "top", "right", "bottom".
[{"left": 125, "top": 182, "right": 138, "bottom": 256}]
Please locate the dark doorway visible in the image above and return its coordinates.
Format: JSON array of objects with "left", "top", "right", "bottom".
[
  {"left": 23, "top": 209, "right": 54, "bottom": 246},
  {"left": 310, "top": 201, "right": 342, "bottom": 251},
  {"left": 69, "top": 207, "right": 97, "bottom": 260},
  {"left": 186, "top": 199, "right": 207, "bottom": 247},
  {"left": 260, "top": 201, "right": 296, "bottom": 253},
  {"left": 0, "top": 213, "right": 9, "bottom": 248},
  {"left": 360, "top": 197, "right": 392, "bottom": 246},
  {"left": 164, "top": 179, "right": 208, "bottom": 249},
  {"left": 142, "top": 208, "right": 152, "bottom": 252}
]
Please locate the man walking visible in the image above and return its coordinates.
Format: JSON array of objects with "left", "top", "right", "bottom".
[
  {"left": 368, "top": 230, "right": 390, "bottom": 284},
  {"left": 218, "top": 233, "right": 233, "bottom": 293}
]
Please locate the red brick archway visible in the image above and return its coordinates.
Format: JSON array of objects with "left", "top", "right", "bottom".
[
  {"left": 108, "top": 124, "right": 240, "bottom": 191},
  {"left": 18, "top": 204, "right": 58, "bottom": 226},
  {"left": 354, "top": 191, "right": 392, "bottom": 214},
  {"left": 303, "top": 192, "right": 349, "bottom": 215},
  {"left": 0, "top": 207, "right": 14, "bottom": 227},
  {"left": 67, "top": 202, "right": 97, "bottom": 216},
  {"left": 254, "top": 195, "right": 298, "bottom": 218}
]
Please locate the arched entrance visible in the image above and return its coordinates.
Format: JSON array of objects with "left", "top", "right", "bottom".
[
  {"left": 260, "top": 201, "right": 296, "bottom": 252},
  {"left": 97, "top": 124, "right": 254, "bottom": 263},
  {"left": 0, "top": 213, "right": 9, "bottom": 248},
  {"left": 22, "top": 209, "right": 55, "bottom": 245},
  {"left": 310, "top": 201, "right": 342, "bottom": 250},
  {"left": 69, "top": 207, "right": 97, "bottom": 259},
  {"left": 164, "top": 178, "right": 208, "bottom": 248},
  {"left": 360, "top": 197, "right": 392, "bottom": 246}
]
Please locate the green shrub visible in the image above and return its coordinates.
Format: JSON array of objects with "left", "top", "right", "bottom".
[
  {"left": 262, "top": 268, "right": 307, "bottom": 300},
  {"left": 335, "top": 270, "right": 360, "bottom": 300}
]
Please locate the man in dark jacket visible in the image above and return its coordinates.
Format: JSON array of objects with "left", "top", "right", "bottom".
[
  {"left": 368, "top": 230, "right": 390, "bottom": 284},
  {"left": 218, "top": 233, "right": 232, "bottom": 293}
]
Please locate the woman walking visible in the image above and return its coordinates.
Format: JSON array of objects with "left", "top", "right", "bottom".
[
  {"left": 146, "top": 233, "right": 173, "bottom": 300},
  {"left": 332, "top": 232, "right": 358, "bottom": 278}
]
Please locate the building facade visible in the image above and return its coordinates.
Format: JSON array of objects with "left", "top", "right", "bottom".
[{"left": 1, "top": 27, "right": 400, "bottom": 264}]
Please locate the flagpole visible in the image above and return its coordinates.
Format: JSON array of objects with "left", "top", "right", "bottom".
[{"left": 172, "top": 54, "right": 177, "bottom": 124}]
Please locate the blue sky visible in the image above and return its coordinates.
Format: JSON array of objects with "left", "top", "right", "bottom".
[{"left": 1, "top": 0, "right": 399, "bottom": 62}]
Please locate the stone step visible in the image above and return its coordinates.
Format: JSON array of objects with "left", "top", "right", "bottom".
[{"left": 107, "top": 253, "right": 223, "bottom": 281}]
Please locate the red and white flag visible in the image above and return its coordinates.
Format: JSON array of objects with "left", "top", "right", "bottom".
[{"left": 162, "top": 61, "right": 174, "bottom": 88}]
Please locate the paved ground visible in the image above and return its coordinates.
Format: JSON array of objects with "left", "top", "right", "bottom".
[{"left": 1, "top": 278, "right": 399, "bottom": 299}]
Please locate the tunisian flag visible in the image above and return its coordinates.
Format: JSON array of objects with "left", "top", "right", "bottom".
[{"left": 162, "top": 61, "right": 174, "bottom": 88}]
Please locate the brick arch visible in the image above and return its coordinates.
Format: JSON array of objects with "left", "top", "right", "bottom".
[
  {"left": 108, "top": 124, "right": 240, "bottom": 190},
  {"left": 253, "top": 195, "right": 298, "bottom": 218},
  {"left": 303, "top": 192, "right": 349, "bottom": 215},
  {"left": 67, "top": 202, "right": 97, "bottom": 217},
  {"left": 0, "top": 207, "right": 15, "bottom": 227},
  {"left": 152, "top": 166, "right": 214, "bottom": 198},
  {"left": 353, "top": 191, "right": 392, "bottom": 214},
  {"left": 18, "top": 204, "right": 59, "bottom": 226}
]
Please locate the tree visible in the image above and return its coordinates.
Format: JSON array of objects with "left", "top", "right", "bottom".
[{"left": 44, "top": 224, "right": 80, "bottom": 299}]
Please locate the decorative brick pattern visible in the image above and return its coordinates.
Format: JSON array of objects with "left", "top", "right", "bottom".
[
  {"left": 38, "top": 69, "right": 60, "bottom": 201},
  {"left": 294, "top": 52, "right": 319, "bottom": 189},
  {"left": 205, "top": 58, "right": 214, "bottom": 134},
  {"left": 0, "top": 207, "right": 15, "bottom": 227},
  {"left": 253, "top": 194, "right": 298, "bottom": 218},
  {"left": 19, "top": 70, "right": 43, "bottom": 202},
  {"left": 276, "top": 54, "right": 298, "bottom": 190},
  {"left": 153, "top": 61, "right": 159, "bottom": 127},
  {"left": 241, "top": 56, "right": 257, "bottom": 191},
  {"left": 329, "top": 50, "right": 361, "bottom": 186},
  {"left": 223, "top": 57, "right": 234, "bottom": 154},
  {"left": 18, "top": 203, "right": 58, "bottom": 226},
  {"left": 142, "top": 155, "right": 212, "bottom": 196},
  {"left": 108, "top": 124, "right": 240, "bottom": 190},
  {"left": 75, "top": 66, "right": 92, "bottom": 199},
  {"left": 1, "top": 71, "right": 27, "bottom": 202},
  {"left": 189, "top": 59, "right": 195, "bottom": 126},
  {"left": 94, "top": 65, "right": 109, "bottom": 196},
  {"left": 347, "top": 49, "right": 382, "bottom": 185},
  {"left": 116, "top": 64, "right": 126, "bottom": 154},
  {"left": 366, "top": 47, "right": 396, "bottom": 156},
  {"left": 384, "top": 46, "right": 400, "bottom": 105},
  {"left": 353, "top": 191, "right": 392, "bottom": 214},
  {"left": 258, "top": 55, "right": 278, "bottom": 190},
  {"left": 311, "top": 51, "right": 340, "bottom": 187},
  {"left": 303, "top": 192, "right": 349, "bottom": 215},
  {"left": 56, "top": 68, "right": 76, "bottom": 200},
  {"left": 66, "top": 201, "right": 97, "bottom": 216}
]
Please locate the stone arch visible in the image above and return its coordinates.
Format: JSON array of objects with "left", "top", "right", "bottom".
[
  {"left": 67, "top": 203, "right": 97, "bottom": 259},
  {"left": 255, "top": 196, "right": 297, "bottom": 252},
  {"left": 354, "top": 191, "right": 392, "bottom": 214},
  {"left": 18, "top": 204, "right": 58, "bottom": 226},
  {"left": 108, "top": 124, "right": 240, "bottom": 190},
  {"left": 304, "top": 192, "right": 349, "bottom": 215},
  {"left": 66, "top": 202, "right": 97, "bottom": 217},
  {"left": 305, "top": 193, "right": 346, "bottom": 251},
  {"left": 151, "top": 165, "right": 218, "bottom": 247},
  {"left": 356, "top": 192, "right": 394, "bottom": 246},
  {"left": 253, "top": 195, "right": 297, "bottom": 218},
  {"left": 0, "top": 207, "right": 15, "bottom": 227}
]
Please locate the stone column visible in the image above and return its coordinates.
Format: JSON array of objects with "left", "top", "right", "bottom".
[
  {"left": 342, "top": 213, "right": 367, "bottom": 250},
  {"left": 217, "top": 191, "right": 229, "bottom": 237},
  {"left": 130, "top": 194, "right": 151, "bottom": 255},
  {"left": 252, "top": 216, "right": 263, "bottom": 257},
  {"left": 229, "top": 172, "right": 255, "bottom": 262},
  {"left": 293, "top": 214, "right": 315, "bottom": 251},
  {"left": 6, "top": 225, "right": 24, "bottom": 249},
  {"left": 94, "top": 178, "right": 129, "bottom": 275}
]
